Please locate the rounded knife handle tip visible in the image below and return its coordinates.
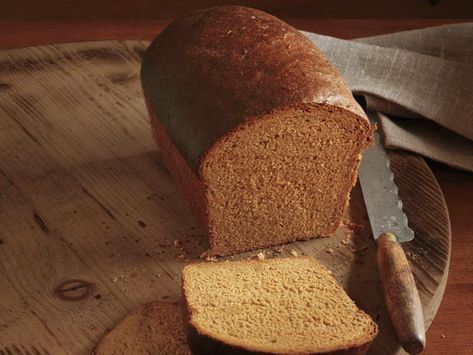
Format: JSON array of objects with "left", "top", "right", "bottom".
[
  {"left": 377, "top": 232, "right": 426, "bottom": 355},
  {"left": 402, "top": 334, "right": 425, "bottom": 354}
]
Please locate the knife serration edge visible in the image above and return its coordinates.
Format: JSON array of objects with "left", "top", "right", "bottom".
[{"left": 358, "top": 111, "right": 415, "bottom": 242}]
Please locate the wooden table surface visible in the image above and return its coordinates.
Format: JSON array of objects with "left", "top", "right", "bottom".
[{"left": 0, "top": 19, "right": 472, "bottom": 355}]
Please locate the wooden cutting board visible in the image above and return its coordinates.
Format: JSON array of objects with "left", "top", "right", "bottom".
[{"left": 0, "top": 41, "right": 451, "bottom": 355}]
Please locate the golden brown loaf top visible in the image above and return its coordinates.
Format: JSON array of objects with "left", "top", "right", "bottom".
[{"left": 141, "top": 5, "right": 368, "bottom": 172}]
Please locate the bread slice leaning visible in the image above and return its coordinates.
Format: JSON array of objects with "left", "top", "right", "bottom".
[
  {"left": 182, "top": 257, "right": 378, "bottom": 354},
  {"left": 94, "top": 301, "right": 191, "bottom": 355}
]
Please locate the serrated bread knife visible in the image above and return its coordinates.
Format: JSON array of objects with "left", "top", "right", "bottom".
[{"left": 359, "top": 110, "right": 426, "bottom": 354}]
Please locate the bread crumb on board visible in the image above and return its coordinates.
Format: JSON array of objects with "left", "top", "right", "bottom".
[
  {"left": 200, "top": 251, "right": 217, "bottom": 262},
  {"left": 247, "top": 251, "right": 267, "bottom": 261},
  {"left": 256, "top": 251, "right": 265, "bottom": 260},
  {"left": 203, "top": 255, "right": 218, "bottom": 262},
  {"left": 341, "top": 234, "right": 352, "bottom": 246},
  {"left": 341, "top": 220, "right": 364, "bottom": 233},
  {"left": 349, "top": 245, "right": 370, "bottom": 253},
  {"left": 173, "top": 239, "right": 188, "bottom": 260},
  {"left": 173, "top": 239, "right": 182, "bottom": 247}
]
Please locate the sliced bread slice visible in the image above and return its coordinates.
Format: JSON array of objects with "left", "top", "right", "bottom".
[
  {"left": 94, "top": 301, "right": 192, "bottom": 355},
  {"left": 182, "top": 257, "right": 378, "bottom": 354}
]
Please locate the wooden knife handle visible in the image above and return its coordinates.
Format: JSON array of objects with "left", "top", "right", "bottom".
[{"left": 377, "top": 232, "right": 426, "bottom": 354}]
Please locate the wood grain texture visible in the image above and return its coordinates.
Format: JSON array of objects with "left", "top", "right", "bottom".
[
  {"left": 1, "top": 0, "right": 473, "bottom": 20},
  {"left": 0, "top": 41, "right": 451, "bottom": 354},
  {"left": 425, "top": 163, "right": 473, "bottom": 354},
  {"left": 377, "top": 233, "right": 425, "bottom": 354}
]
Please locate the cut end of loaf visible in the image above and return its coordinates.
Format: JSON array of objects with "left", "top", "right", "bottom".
[
  {"left": 142, "top": 5, "right": 374, "bottom": 257},
  {"left": 201, "top": 104, "right": 372, "bottom": 256},
  {"left": 182, "top": 257, "right": 378, "bottom": 354}
]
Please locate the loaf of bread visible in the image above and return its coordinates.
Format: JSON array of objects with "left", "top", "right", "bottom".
[
  {"left": 141, "top": 6, "right": 373, "bottom": 256},
  {"left": 94, "top": 301, "right": 191, "bottom": 355},
  {"left": 182, "top": 257, "right": 378, "bottom": 354}
]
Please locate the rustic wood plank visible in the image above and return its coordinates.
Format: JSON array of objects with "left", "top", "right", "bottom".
[
  {"left": 0, "top": 41, "right": 451, "bottom": 354},
  {"left": 425, "top": 163, "right": 473, "bottom": 354}
]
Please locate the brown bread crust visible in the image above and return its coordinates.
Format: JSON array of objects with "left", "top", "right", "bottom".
[
  {"left": 147, "top": 101, "right": 210, "bottom": 235},
  {"left": 187, "top": 322, "right": 375, "bottom": 355},
  {"left": 141, "top": 5, "right": 369, "bottom": 172}
]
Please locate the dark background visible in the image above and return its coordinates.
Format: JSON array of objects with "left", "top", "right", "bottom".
[{"left": 2, "top": 0, "right": 473, "bottom": 20}]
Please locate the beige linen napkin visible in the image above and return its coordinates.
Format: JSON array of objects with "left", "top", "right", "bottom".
[{"left": 302, "top": 23, "right": 473, "bottom": 172}]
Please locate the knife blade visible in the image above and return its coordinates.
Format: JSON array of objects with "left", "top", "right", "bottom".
[{"left": 359, "top": 110, "right": 426, "bottom": 354}]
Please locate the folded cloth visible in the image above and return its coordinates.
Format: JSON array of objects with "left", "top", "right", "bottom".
[{"left": 302, "top": 23, "right": 473, "bottom": 172}]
